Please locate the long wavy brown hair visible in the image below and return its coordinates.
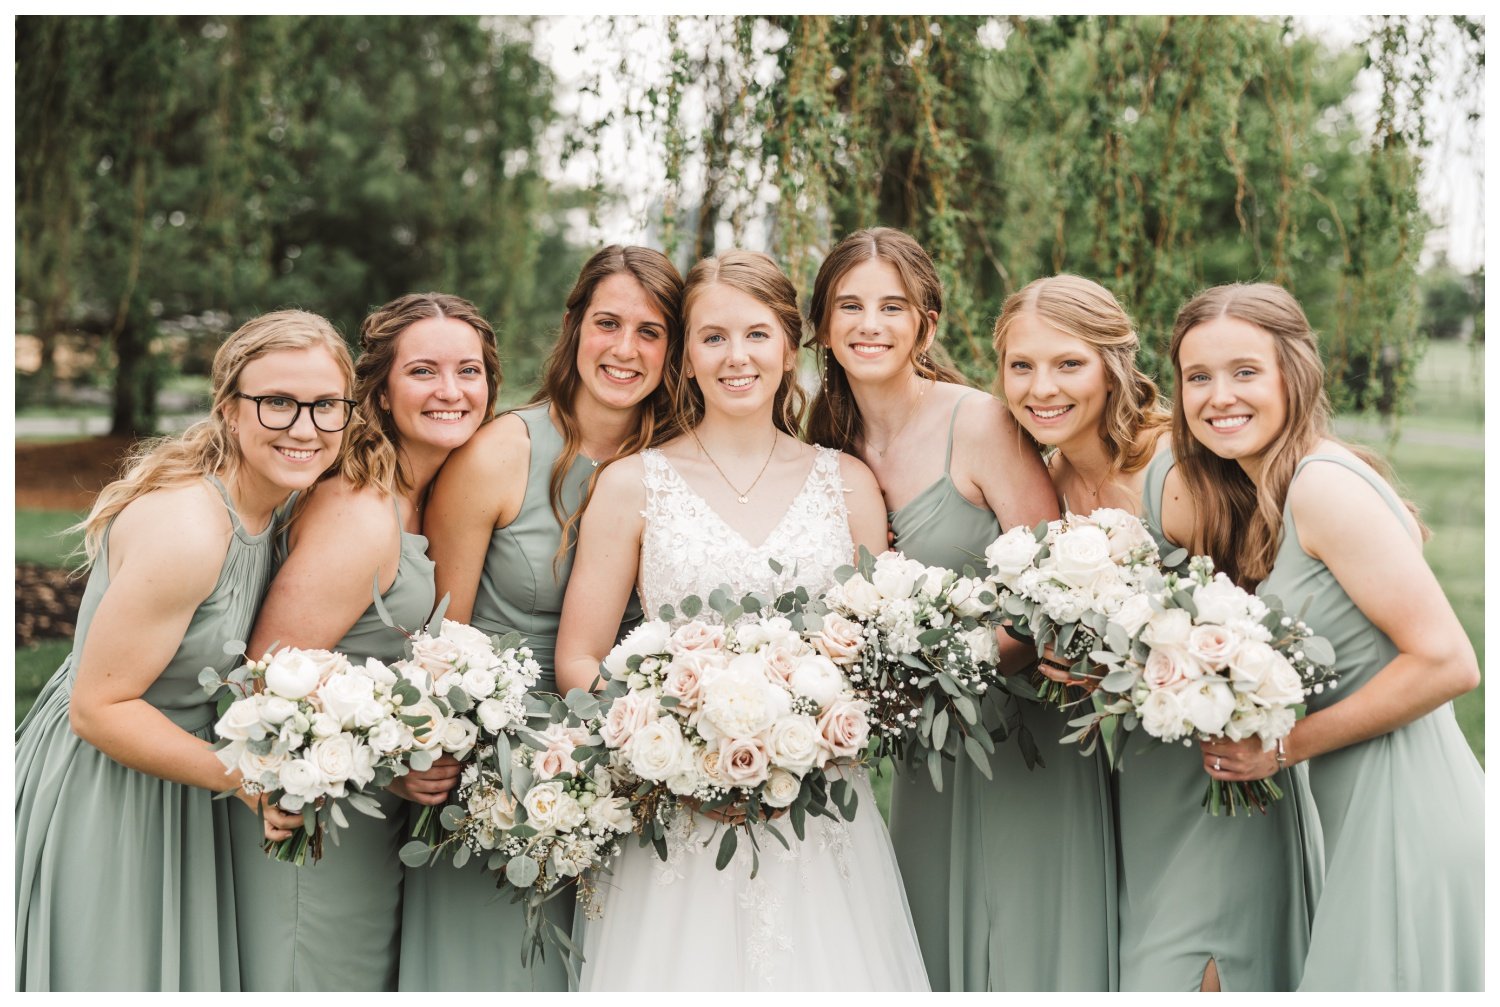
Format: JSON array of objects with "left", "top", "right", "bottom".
[
  {"left": 803, "top": 227, "right": 969, "bottom": 451},
  {"left": 1169, "top": 282, "right": 1423, "bottom": 587},
  {"left": 77, "top": 310, "right": 355, "bottom": 563},
  {"left": 529, "top": 246, "right": 684, "bottom": 563},
  {"left": 993, "top": 274, "right": 1170, "bottom": 477},
  {"left": 666, "top": 250, "right": 808, "bottom": 438},
  {"left": 341, "top": 292, "right": 501, "bottom": 497}
]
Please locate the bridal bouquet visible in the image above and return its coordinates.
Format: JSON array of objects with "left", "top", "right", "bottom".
[
  {"left": 204, "top": 645, "right": 427, "bottom": 864},
  {"left": 386, "top": 619, "right": 543, "bottom": 845},
  {"left": 985, "top": 508, "right": 1166, "bottom": 707},
  {"left": 596, "top": 586, "right": 868, "bottom": 876},
  {"left": 399, "top": 695, "right": 633, "bottom": 971},
  {"left": 1069, "top": 555, "right": 1338, "bottom": 815},
  {"left": 819, "top": 547, "right": 1006, "bottom": 789}
]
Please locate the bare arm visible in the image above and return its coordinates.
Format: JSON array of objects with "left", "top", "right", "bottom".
[
  {"left": 1204, "top": 461, "right": 1480, "bottom": 779},
  {"left": 424, "top": 414, "right": 529, "bottom": 624},
  {"left": 554, "top": 458, "right": 648, "bottom": 694},
  {"left": 836, "top": 453, "right": 890, "bottom": 559}
]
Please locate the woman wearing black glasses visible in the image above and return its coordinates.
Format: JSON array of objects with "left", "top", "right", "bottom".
[
  {"left": 226, "top": 293, "right": 500, "bottom": 991},
  {"left": 15, "top": 311, "right": 355, "bottom": 991}
]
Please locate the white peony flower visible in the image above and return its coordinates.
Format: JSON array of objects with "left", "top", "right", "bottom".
[
  {"left": 438, "top": 619, "right": 494, "bottom": 654},
  {"left": 787, "top": 654, "right": 845, "bottom": 708},
  {"left": 215, "top": 699, "right": 268, "bottom": 742},
  {"left": 697, "top": 655, "right": 790, "bottom": 742},
  {"left": 961, "top": 625, "right": 1000, "bottom": 666},
  {"left": 1180, "top": 678, "right": 1237, "bottom": 736},
  {"left": 986, "top": 527, "right": 1042, "bottom": 587},
  {"left": 1137, "top": 686, "right": 1191, "bottom": 742},
  {"left": 263, "top": 649, "right": 324, "bottom": 700}
]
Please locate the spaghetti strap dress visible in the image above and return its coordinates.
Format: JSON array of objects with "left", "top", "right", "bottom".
[
  {"left": 1261, "top": 454, "right": 1483, "bottom": 991},
  {"left": 398, "top": 403, "right": 639, "bottom": 991},
  {"left": 1115, "top": 449, "right": 1323, "bottom": 991},
  {"left": 229, "top": 495, "right": 435, "bottom": 990},
  {"left": 887, "top": 390, "right": 1117, "bottom": 991},
  {"left": 15, "top": 475, "right": 272, "bottom": 991}
]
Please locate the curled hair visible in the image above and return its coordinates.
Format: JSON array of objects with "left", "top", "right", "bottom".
[
  {"left": 529, "top": 246, "right": 684, "bottom": 564},
  {"left": 1169, "top": 282, "right": 1423, "bottom": 587},
  {"left": 668, "top": 250, "right": 808, "bottom": 439},
  {"left": 76, "top": 310, "right": 354, "bottom": 564},
  {"left": 992, "top": 274, "right": 1170, "bottom": 476},
  {"left": 804, "top": 227, "right": 969, "bottom": 451},
  {"left": 341, "top": 292, "right": 501, "bottom": 497}
]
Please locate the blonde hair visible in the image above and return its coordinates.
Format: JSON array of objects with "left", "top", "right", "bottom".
[
  {"left": 1169, "top": 282, "right": 1424, "bottom": 587},
  {"left": 77, "top": 310, "right": 354, "bottom": 563},
  {"left": 804, "top": 227, "right": 969, "bottom": 451},
  {"left": 340, "top": 292, "right": 501, "bottom": 497},
  {"left": 993, "top": 274, "right": 1170, "bottom": 477},
  {"left": 668, "top": 250, "right": 807, "bottom": 438}
]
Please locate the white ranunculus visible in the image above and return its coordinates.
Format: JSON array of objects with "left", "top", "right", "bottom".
[
  {"left": 277, "top": 758, "right": 327, "bottom": 804},
  {"left": 215, "top": 699, "right": 267, "bottom": 742},
  {"left": 788, "top": 654, "right": 845, "bottom": 708},
  {"left": 1111, "top": 594, "right": 1156, "bottom": 639},
  {"left": 1142, "top": 608, "right": 1193, "bottom": 650},
  {"left": 263, "top": 649, "right": 323, "bottom": 700},
  {"left": 316, "top": 672, "right": 377, "bottom": 728},
  {"left": 365, "top": 717, "right": 407, "bottom": 754},
  {"left": 1136, "top": 686, "right": 1190, "bottom": 742},
  {"left": 762, "top": 767, "right": 802, "bottom": 809},
  {"left": 309, "top": 711, "right": 342, "bottom": 740},
  {"left": 1050, "top": 525, "right": 1116, "bottom": 591},
  {"left": 475, "top": 697, "right": 515, "bottom": 735},
  {"left": 625, "top": 716, "right": 692, "bottom": 782},
  {"left": 1180, "top": 678, "right": 1236, "bottom": 736},
  {"left": 986, "top": 527, "right": 1042, "bottom": 587},
  {"left": 764, "top": 714, "right": 824, "bottom": 774}
]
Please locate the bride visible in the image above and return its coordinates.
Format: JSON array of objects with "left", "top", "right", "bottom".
[{"left": 555, "top": 250, "right": 930, "bottom": 991}]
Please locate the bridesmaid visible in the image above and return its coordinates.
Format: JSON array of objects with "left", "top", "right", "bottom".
[
  {"left": 996, "top": 276, "right": 1320, "bottom": 993},
  {"left": 803, "top": 229, "right": 1098, "bottom": 992},
  {"left": 1174, "top": 283, "right": 1482, "bottom": 991},
  {"left": 15, "top": 311, "right": 354, "bottom": 990},
  {"left": 229, "top": 294, "right": 499, "bottom": 990},
  {"left": 399, "top": 246, "right": 683, "bottom": 991}
]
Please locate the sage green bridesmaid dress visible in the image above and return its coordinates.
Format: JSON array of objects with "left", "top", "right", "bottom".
[
  {"left": 1116, "top": 449, "right": 1323, "bottom": 991},
  {"left": 15, "top": 476, "right": 271, "bottom": 991},
  {"left": 399, "top": 403, "right": 639, "bottom": 991},
  {"left": 1260, "top": 454, "right": 1483, "bottom": 991},
  {"left": 229, "top": 497, "right": 435, "bottom": 991},
  {"left": 886, "top": 392, "right": 1117, "bottom": 991}
]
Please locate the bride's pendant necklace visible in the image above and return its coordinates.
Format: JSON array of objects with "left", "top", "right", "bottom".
[
  {"left": 869, "top": 377, "right": 930, "bottom": 458},
  {"left": 691, "top": 428, "right": 778, "bottom": 504}
]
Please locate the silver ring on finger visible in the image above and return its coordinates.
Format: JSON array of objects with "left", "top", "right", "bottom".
[{"left": 1213, "top": 757, "right": 1222, "bottom": 771}]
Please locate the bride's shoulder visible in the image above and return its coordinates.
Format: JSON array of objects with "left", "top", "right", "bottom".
[{"left": 816, "top": 446, "right": 881, "bottom": 499}]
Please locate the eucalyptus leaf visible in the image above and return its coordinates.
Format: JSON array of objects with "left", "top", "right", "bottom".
[
  {"left": 440, "top": 804, "right": 467, "bottom": 831},
  {"left": 507, "top": 854, "right": 540, "bottom": 887},
  {"left": 932, "top": 706, "right": 950, "bottom": 746},
  {"left": 681, "top": 595, "right": 703, "bottom": 618},
  {"left": 427, "top": 593, "right": 451, "bottom": 634},
  {"left": 1301, "top": 636, "right": 1336, "bottom": 666},
  {"left": 715, "top": 827, "right": 738, "bottom": 870},
  {"left": 399, "top": 841, "right": 433, "bottom": 867}
]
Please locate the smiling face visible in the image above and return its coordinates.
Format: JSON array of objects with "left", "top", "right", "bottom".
[
  {"left": 1177, "top": 315, "right": 1288, "bottom": 476},
  {"left": 684, "top": 281, "right": 795, "bottom": 421},
  {"left": 823, "top": 258, "right": 935, "bottom": 386},
  {"left": 1001, "top": 312, "right": 1111, "bottom": 450},
  {"left": 574, "top": 271, "right": 670, "bottom": 412},
  {"left": 228, "top": 345, "right": 349, "bottom": 495},
  {"left": 382, "top": 316, "right": 488, "bottom": 454}
]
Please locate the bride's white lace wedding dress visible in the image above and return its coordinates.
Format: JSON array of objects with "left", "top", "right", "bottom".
[{"left": 577, "top": 447, "right": 930, "bottom": 992}]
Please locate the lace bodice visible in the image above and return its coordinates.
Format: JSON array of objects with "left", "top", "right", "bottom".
[{"left": 638, "top": 446, "right": 853, "bottom": 620}]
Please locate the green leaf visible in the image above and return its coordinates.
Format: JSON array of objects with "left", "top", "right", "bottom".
[
  {"left": 506, "top": 854, "right": 540, "bottom": 888},
  {"left": 963, "top": 734, "right": 993, "bottom": 778},
  {"left": 740, "top": 595, "right": 762, "bottom": 613},
  {"left": 223, "top": 639, "right": 246, "bottom": 656},
  {"left": 1161, "top": 546, "right": 1189, "bottom": 569},
  {"left": 917, "top": 627, "right": 947, "bottom": 648},
  {"left": 790, "top": 801, "right": 807, "bottom": 840},
  {"left": 658, "top": 604, "right": 676, "bottom": 622},
  {"left": 926, "top": 747, "right": 944, "bottom": 792},
  {"left": 1301, "top": 636, "right": 1336, "bottom": 666},
  {"left": 715, "top": 827, "right": 738, "bottom": 870},
  {"left": 1171, "top": 589, "right": 1198, "bottom": 618},
  {"left": 399, "top": 840, "right": 433, "bottom": 867},
  {"left": 681, "top": 594, "right": 703, "bottom": 618},
  {"left": 197, "top": 667, "right": 222, "bottom": 694},
  {"left": 452, "top": 844, "right": 471, "bottom": 869},
  {"left": 1100, "top": 667, "right": 1136, "bottom": 693},
  {"left": 440, "top": 804, "right": 467, "bottom": 831},
  {"left": 446, "top": 684, "right": 473, "bottom": 713},
  {"left": 932, "top": 706, "right": 950, "bottom": 746},
  {"left": 768, "top": 557, "right": 784, "bottom": 575},
  {"left": 427, "top": 593, "right": 452, "bottom": 634}
]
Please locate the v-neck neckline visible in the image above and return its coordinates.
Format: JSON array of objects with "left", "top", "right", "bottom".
[{"left": 654, "top": 450, "right": 822, "bottom": 551}]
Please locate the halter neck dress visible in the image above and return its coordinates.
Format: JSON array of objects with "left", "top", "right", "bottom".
[
  {"left": 229, "top": 494, "right": 435, "bottom": 991},
  {"left": 1260, "top": 454, "right": 1483, "bottom": 991},
  {"left": 886, "top": 391, "right": 1118, "bottom": 991},
  {"left": 15, "top": 475, "right": 273, "bottom": 991}
]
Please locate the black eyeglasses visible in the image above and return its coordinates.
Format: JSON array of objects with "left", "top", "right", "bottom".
[{"left": 235, "top": 393, "right": 358, "bottom": 432}]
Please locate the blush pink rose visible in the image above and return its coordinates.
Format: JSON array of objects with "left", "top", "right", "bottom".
[
  {"left": 717, "top": 736, "right": 771, "bottom": 788},
  {"left": 817, "top": 698, "right": 871, "bottom": 759}
]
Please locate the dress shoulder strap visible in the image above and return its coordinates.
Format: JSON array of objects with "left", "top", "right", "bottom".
[
  {"left": 205, "top": 473, "right": 245, "bottom": 533},
  {"left": 1290, "top": 453, "right": 1408, "bottom": 523},
  {"left": 944, "top": 390, "right": 983, "bottom": 474}
]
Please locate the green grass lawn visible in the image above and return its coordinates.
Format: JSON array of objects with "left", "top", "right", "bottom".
[{"left": 16, "top": 509, "right": 85, "bottom": 566}]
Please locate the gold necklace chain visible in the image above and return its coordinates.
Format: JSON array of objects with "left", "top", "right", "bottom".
[
  {"left": 870, "top": 377, "right": 930, "bottom": 457},
  {"left": 690, "top": 428, "right": 778, "bottom": 504}
]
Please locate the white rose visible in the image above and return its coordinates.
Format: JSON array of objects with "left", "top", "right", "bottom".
[
  {"left": 460, "top": 666, "right": 498, "bottom": 701},
  {"left": 762, "top": 767, "right": 802, "bottom": 809},
  {"left": 985, "top": 527, "right": 1042, "bottom": 586},
  {"left": 1142, "top": 645, "right": 1201, "bottom": 690},
  {"left": 717, "top": 736, "right": 771, "bottom": 788},
  {"left": 1180, "top": 678, "right": 1237, "bottom": 736},
  {"left": 1187, "top": 624, "right": 1240, "bottom": 671},
  {"left": 1111, "top": 594, "right": 1156, "bottom": 639},
  {"left": 1050, "top": 525, "right": 1116, "bottom": 591},
  {"left": 764, "top": 714, "right": 824, "bottom": 774},
  {"left": 316, "top": 672, "right": 377, "bottom": 728},
  {"left": 263, "top": 649, "right": 323, "bottom": 700},
  {"left": 625, "top": 717, "right": 692, "bottom": 782},
  {"left": 475, "top": 697, "right": 515, "bottom": 735},
  {"left": 234, "top": 746, "right": 287, "bottom": 787},
  {"left": 404, "top": 699, "right": 446, "bottom": 751},
  {"left": 586, "top": 795, "right": 633, "bottom": 834},
  {"left": 787, "top": 654, "right": 845, "bottom": 708},
  {"left": 811, "top": 613, "right": 864, "bottom": 666},
  {"left": 214, "top": 699, "right": 267, "bottom": 742},
  {"left": 816, "top": 697, "right": 871, "bottom": 760},
  {"left": 522, "top": 781, "right": 568, "bottom": 834},
  {"left": 309, "top": 711, "right": 342, "bottom": 740},
  {"left": 1098, "top": 510, "right": 1156, "bottom": 561},
  {"left": 410, "top": 635, "right": 464, "bottom": 684},
  {"left": 1253, "top": 652, "right": 1306, "bottom": 708},
  {"left": 1142, "top": 608, "right": 1194, "bottom": 650},
  {"left": 438, "top": 619, "right": 494, "bottom": 654},
  {"left": 661, "top": 659, "right": 707, "bottom": 713},
  {"left": 1191, "top": 576, "right": 1254, "bottom": 626},
  {"left": 438, "top": 716, "right": 479, "bottom": 755},
  {"left": 668, "top": 620, "right": 727, "bottom": 656},
  {"left": 308, "top": 734, "right": 356, "bottom": 784},
  {"left": 1136, "top": 686, "right": 1191, "bottom": 742}
]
